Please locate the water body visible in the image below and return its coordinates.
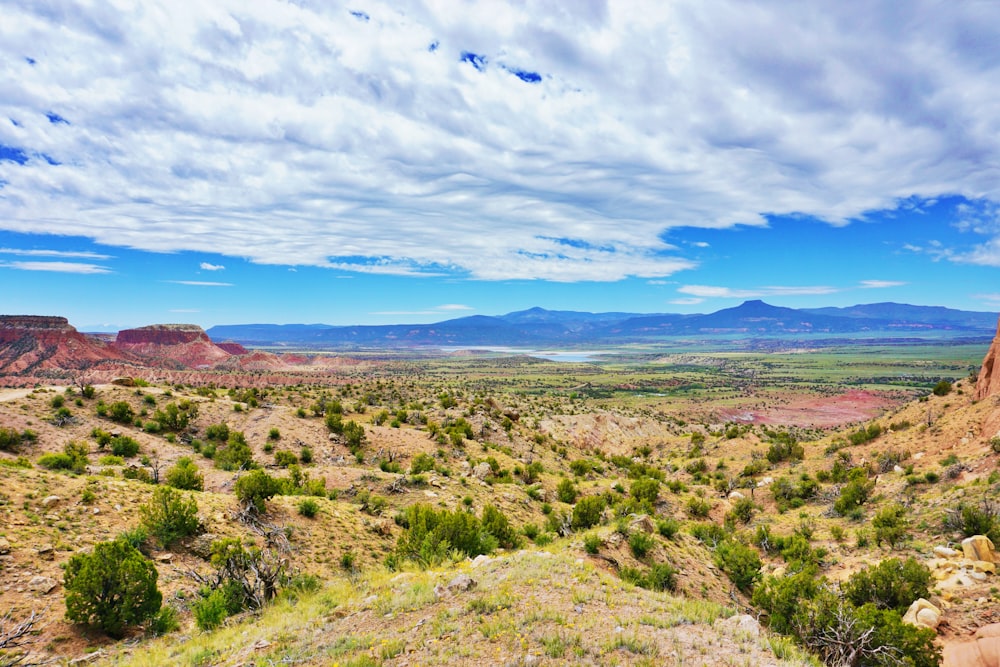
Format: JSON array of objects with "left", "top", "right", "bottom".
[{"left": 439, "top": 346, "right": 605, "bottom": 363}]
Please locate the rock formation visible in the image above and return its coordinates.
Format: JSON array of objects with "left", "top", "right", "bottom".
[
  {"left": 114, "top": 324, "right": 232, "bottom": 368},
  {"left": 216, "top": 342, "right": 249, "bottom": 355},
  {"left": 975, "top": 315, "right": 1000, "bottom": 401},
  {"left": 0, "top": 315, "right": 132, "bottom": 376}
]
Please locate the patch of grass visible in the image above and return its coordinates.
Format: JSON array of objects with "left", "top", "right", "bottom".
[{"left": 605, "top": 632, "right": 659, "bottom": 657}]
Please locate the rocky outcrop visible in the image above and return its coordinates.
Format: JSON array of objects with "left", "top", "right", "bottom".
[
  {"left": 975, "top": 316, "right": 1000, "bottom": 401},
  {"left": 115, "top": 324, "right": 232, "bottom": 368},
  {"left": 216, "top": 342, "right": 249, "bottom": 355},
  {"left": 943, "top": 622, "right": 1000, "bottom": 667},
  {"left": 0, "top": 315, "right": 133, "bottom": 376}
]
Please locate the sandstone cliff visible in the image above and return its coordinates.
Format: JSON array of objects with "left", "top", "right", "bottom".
[
  {"left": 975, "top": 315, "right": 1000, "bottom": 401},
  {"left": 0, "top": 316, "right": 132, "bottom": 376},
  {"left": 114, "top": 324, "right": 232, "bottom": 368}
]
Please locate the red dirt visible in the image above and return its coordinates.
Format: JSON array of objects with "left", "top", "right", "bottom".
[{"left": 719, "top": 389, "right": 907, "bottom": 427}]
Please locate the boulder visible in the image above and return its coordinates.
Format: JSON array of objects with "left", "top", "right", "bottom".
[
  {"left": 0, "top": 537, "right": 10, "bottom": 554},
  {"left": 902, "top": 599, "right": 941, "bottom": 631},
  {"left": 446, "top": 574, "right": 476, "bottom": 593},
  {"left": 935, "top": 546, "right": 961, "bottom": 559},
  {"left": 472, "top": 462, "right": 492, "bottom": 480},
  {"left": 962, "top": 535, "right": 997, "bottom": 563},
  {"left": 27, "top": 576, "right": 58, "bottom": 594},
  {"left": 715, "top": 614, "right": 761, "bottom": 637},
  {"left": 41, "top": 495, "right": 61, "bottom": 508}
]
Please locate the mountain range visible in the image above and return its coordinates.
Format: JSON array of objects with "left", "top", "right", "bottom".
[{"left": 206, "top": 301, "right": 1000, "bottom": 348}]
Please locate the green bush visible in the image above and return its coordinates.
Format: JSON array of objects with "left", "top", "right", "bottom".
[
  {"left": 833, "top": 470, "right": 874, "bottom": 517},
  {"left": 192, "top": 587, "right": 231, "bottom": 631},
  {"left": 646, "top": 563, "right": 678, "bottom": 592},
  {"left": 297, "top": 498, "right": 319, "bottom": 518},
  {"left": 165, "top": 457, "right": 204, "bottom": 491},
  {"left": 234, "top": 469, "right": 281, "bottom": 513},
  {"left": 139, "top": 487, "right": 200, "bottom": 548},
  {"left": 38, "top": 452, "right": 75, "bottom": 471},
  {"left": 410, "top": 452, "right": 436, "bottom": 474},
  {"left": 274, "top": 450, "right": 298, "bottom": 467},
  {"left": 685, "top": 495, "right": 712, "bottom": 518},
  {"left": 38, "top": 441, "right": 89, "bottom": 473},
  {"left": 872, "top": 504, "right": 909, "bottom": 548},
  {"left": 556, "top": 478, "right": 578, "bottom": 504},
  {"left": 932, "top": 380, "right": 952, "bottom": 396},
  {"left": 572, "top": 495, "right": 606, "bottom": 529},
  {"left": 110, "top": 435, "right": 140, "bottom": 458},
  {"left": 726, "top": 497, "right": 756, "bottom": 525},
  {"left": 841, "top": 557, "right": 931, "bottom": 613},
  {"left": 394, "top": 503, "right": 516, "bottom": 567},
  {"left": 656, "top": 517, "right": 680, "bottom": 539},
  {"left": 105, "top": 401, "right": 135, "bottom": 424},
  {"left": 214, "top": 431, "right": 255, "bottom": 471},
  {"left": 714, "top": 540, "right": 762, "bottom": 593},
  {"left": 583, "top": 533, "right": 602, "bottom": 554},
  {"left": 628, "top": 531, "right": 655, "bottom": 559},
  {"left": 481, "top": 504, "right": 522, "bottom": 549},
  {"left": 0, "top": 427, "right": 23, "bottom": 452},
  {"left": 205, "top": 423, "right": 230, "bottom": 442},
  {"left": 630, "top": 477, "right": 660, "bottom": 504},
  {"left": 63, "top": 537, "right": 162, "bottom": 638}
]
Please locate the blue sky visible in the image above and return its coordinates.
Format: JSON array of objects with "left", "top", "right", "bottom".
[{"left": 1, "top": 2, "right": 999, "bottom": 330}]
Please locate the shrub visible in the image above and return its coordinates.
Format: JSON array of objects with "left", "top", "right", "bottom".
[
  {"left": 394, "top": 503, "right": 514, "bottom": 567},
  {"left": 628, "top": 532, "right": 655, "bottom": 559},
  {"left": 267, "top": 427, "right": 281, "bottom": 441},
  {"left": 205, "top": 423, "right": 230, "bottom": 442},
  {"left": 38, "top": 452, "right": 75, "bottom": 471},
  {"left": 234, "top": 469, "right": 281, "bottom": 513},
  {"left": 147, "top": 605, "right": 179, "bottom": 636},
  {"left": 110, "top": 435, "right": 140, "bottom": 458},
  {"left": 139, "top": 487, "right": 200, "bottom": 548},
  {"left": 714, "top": 540, "right": 762, "bottom": 593},
  {"left": 833, "top": 470, "right": 874, "bottom": 517},
  {"left": 630, "top": 477, "right": 660, "bottom": 505},
  {"left": 165, "top": 457, "right": 204, "bottom": 491},
  {"left": 0, "top": 427, "right": 22, "bottom": 452},
  {"left": 656, "top": 517, "right": 680, "bottom": 539},
  {"left": 481, "top": 504, "right": 522, "bottom": 550},
  {"left": 932, "top": 380, "right": 952, "bottom": 396},
  {"left": 583, "top": 534, "right": 602, "bottom": 554},
  {"left": 214, "top": 432, "right": 255, "bottom": 471},
  {"left": 105, "top": 401, "right": 135, "bottom": 424},
  {"left": 63, "top": 537, "right": 162, "bottom": 638},
  {"left": 872, "top": 504, "right": 909, "bottom": 548},
  {"left": 192, "top": 587, "right": 231, "bottom": 631},
  {"left": 299, "top": 447, "right": 313, "bottom": 464},
  {"left": 39, "top": 441, "right": 89, "bottom": 473},
  {"left": 274, "top": 450, "right": 298, "bottom": 467},
  {"left": 945, "top": 500, "right": 1000, "bottom": 542},
  {"left": 841, "top": 557, "right": 931, "bottom": 613},
  {"left": 646, "top": 563, "right": 678, "bottom": 592},
  {"left": 297, "top": 498, "right": 319, "bottom": 518},
  {"left": 556, "top": 478, "right": 578, "bottom": 504},
  {"left": 572, "top": 495, "right": 606, "bottom": 529},
  {"left": 685, "top": 496, "right": 712, "bottom": 518},
  {"left": 410, "top": 452, "right": 436, "bottom": 474},
  {"left": 726, "top": 497, "right": 756, "bottom": 525}
]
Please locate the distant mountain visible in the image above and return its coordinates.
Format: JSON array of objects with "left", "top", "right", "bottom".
[
  {"left": 205, "top": 302, "right": 998, "bottom": 348},
  {"left": 803, "top": 302, "right": 999, "bottom": 329}
]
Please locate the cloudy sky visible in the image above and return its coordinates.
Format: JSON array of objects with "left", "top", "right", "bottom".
[{"left": 1, "top": 1, "right": 999, "bottom": 328}]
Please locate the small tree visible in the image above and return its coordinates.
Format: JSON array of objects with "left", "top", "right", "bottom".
[
  {"left": 64, "top": 538, "right": 162, "bottom": 638},
  {"left": 139, "top": 487, "right": 200, "bottom": 548},
  {"left": 165, "top": 457, "right": 204, "bottom": 491},
  {"left": 234, "top": 469, "right": 281, "bottom": 513},
  {"left": 556, "top": 478, "right": 578, "bottom": 504},
  {"left": 215, "top": 431, "right": 255, "bottom": 471}
]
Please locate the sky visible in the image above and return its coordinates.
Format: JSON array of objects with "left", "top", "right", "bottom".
[{"left": 1, "top": 1, "right": 999, "bottom": 330}]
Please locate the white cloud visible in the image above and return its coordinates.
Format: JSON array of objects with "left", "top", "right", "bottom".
[
  {"left": 165, "top": 280, "right": 233, "bottom": 286},
  {"left": 0, "top": 261, "right": 111, "bottom": 274},
  {"left": 678, "top": 285, "right": 838, "bottom": 298},
  {"left": 974, "top": 293, "right": 1000, "bottom": 307},
  {"left": 0, "top": 2, "right": 998, "bottom": 280},
  {"left": 436, "top": 304, "right": 473, "bottom": 311},
  {"left": 0, "top": 248, "right": 112, "bottom": 259},
  {"left": 859, "top": 280, "right": 906, "bottom": 289},
  {"left": 670, "top": 297, "right": 704, "bottom": 305},
  {"left": 200, "top": 262, "right": 225, "bottom": 271}
]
